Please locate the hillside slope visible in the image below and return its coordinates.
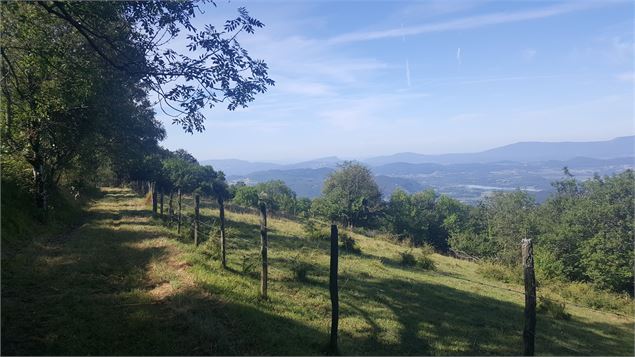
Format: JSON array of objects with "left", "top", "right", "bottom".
[{"left": 2, "top": 188, "right": 633, "bottom": 355}]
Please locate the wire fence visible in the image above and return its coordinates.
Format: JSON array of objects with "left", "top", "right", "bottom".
[{"left": 151, "top": 192, "right": 633, "bottom": 319}]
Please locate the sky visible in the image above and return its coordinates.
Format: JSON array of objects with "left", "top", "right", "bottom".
[{"left": 156, "top": 0, "right": 635, "bottom": 163}]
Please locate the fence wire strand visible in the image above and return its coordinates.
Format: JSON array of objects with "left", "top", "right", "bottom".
[{"left": 152, "top": 194, "right": 633, "bottom": 319}]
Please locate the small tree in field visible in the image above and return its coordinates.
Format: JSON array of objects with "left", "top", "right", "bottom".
[{"left": 319, "top": 162, "right": 382, "bottom": 228}]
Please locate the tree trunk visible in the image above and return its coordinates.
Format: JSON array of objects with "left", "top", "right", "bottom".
[
  {"left": 259, "top": 201, "right": 268, "bottom": 299},
  {"left": 522, "top": 239, "right": 536, "bottom": 356},
  {"left": 329, "top": 224, "right": 339, "bottom": 354},
  {"left": 33, "top": 161, "right": 46, "bottom": 211},
  {"left": 219, "top": 196, "right": 227, "bottom": 269},
  {"left": 178, "top": 188, "right": 182, "bottom": 234}
]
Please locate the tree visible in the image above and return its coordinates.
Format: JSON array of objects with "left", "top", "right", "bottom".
[
  {"left": 162, "top": 151, "right": 200, "bottom": 233},
  {"left": 536, "top": 170, "right": 634, "bottom": 292},
  {"left": 1, "top": 1, "right": 273, "bottom": 210},
  {"left": 35, "top": 1, "right": 274, "bottom": 133},
  {"left": 233, "top": 185, "right": 259, "bottom": 208},
  {"left": 319, "top": 162, "right": 382, "bottom": 228}
]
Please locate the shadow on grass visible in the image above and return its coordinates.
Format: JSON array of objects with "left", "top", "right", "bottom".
[{"left": 3, "top": 190, "right": 632, "bottom": 356}]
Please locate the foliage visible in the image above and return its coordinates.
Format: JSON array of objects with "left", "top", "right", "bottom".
[
  {"left": 385, "top": 188, "right": 460, "bottom": 251},
  {"left": 289, "top": 253, "right": 313, "bottom": 282},
  {"left": 232, "top": 185, "right": 260, "bottom": 208},
  {"left": 476, "top": 261, "right": 523, "bottom": 285},
  {"left": 33, "top": 1, "right": 274, "bottom": 133},
  {"left": 537, "top": 170, "right": 634, "bottom": 292},
  {"left": 537, "top": 298, "right": 570, "bottom": 320},
  {"left": 303, "top": 219, "right": 330, "bottom": 240},
  {"left": 317, "top": 162, "right": 382, "bottom": 227},
  {"left": 399, "top": 251, "right": 417, "bottom": 267},
  {"left": 339, "top": 231, "right": 361, "bottom": 254},
  {"left": 231, "top": 180, "right": 298, "bottom": 215}
]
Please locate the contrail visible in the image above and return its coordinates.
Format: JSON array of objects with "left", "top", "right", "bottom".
[{"left": 457, "top": 47, "right": 462, "bottom": 66}]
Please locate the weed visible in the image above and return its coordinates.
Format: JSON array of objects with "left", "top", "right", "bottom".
[
  {"left": 537, "top": 298, "right": 571, "bottom": 320},
  {"left": 241, "top": 252, "right": 259, "bottom": 276},
  {"left": 400, "top": 251, "right": 417, "bottom": 267},
  {"left": 339, "top": 232, "right": 361, "bottom": 254}
]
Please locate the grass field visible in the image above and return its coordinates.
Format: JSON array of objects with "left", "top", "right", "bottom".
[{"left": 2, "top": 188, "right": 633, "bottom": 355}]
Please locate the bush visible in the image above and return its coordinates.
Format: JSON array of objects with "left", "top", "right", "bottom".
[
  {"left": 202, "top": 235, "right": 220, "bottom": 260},
  {"left": 537, "top": 298, "right": 570, "bottom": 320},
  {"left": 551, "top": 281, "right": 634, "bottom": 315},
  {"left": 419, "top": 243, "right": 436, "bottom": 256},
  {"left": 289, "top": 255, "right": 313, "bottom": 282},
  {"left": 417, "top": 254, "right": 436, "bottom": 271},
  {"left": 241, "top": 252, "right": 259, "bottom": 276},
  {"left": 399, "top": 251, "right": 417, "bottom": 267},
  {"left": 339, "top": 232, "right": 361, "bottom": 254},
  {"left": 476, "top": 261, "right": 523, "bottom": 284},
  {"left": 303, "top": 219, "right": 330, "bottom": 240}
]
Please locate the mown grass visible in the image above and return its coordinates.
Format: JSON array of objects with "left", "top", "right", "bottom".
[{"left": 2, "top": 188, "right": 633, "bottom": 355}]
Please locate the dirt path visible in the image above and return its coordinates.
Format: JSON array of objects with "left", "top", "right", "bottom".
[{"left": 1, "top": 188, "right": 223, "bottom": 355}]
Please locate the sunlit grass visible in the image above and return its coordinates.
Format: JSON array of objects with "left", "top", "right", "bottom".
[{"left": 2, "top": 187, "right": 633, "bottom": 355}]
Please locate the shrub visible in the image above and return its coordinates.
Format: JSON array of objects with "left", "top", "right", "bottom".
[
  {"left": 419, "top": 243, "right": 436, "bottom": 256},
  {"left": 537, "top": 298, "right": 570, "bottom": 320},
  {"left": 289, "top": 255, "right": 313, "bottom": 282},
  {"left": 339, "top": 232, "right": 361, "bottom": 254},
  {"left": 476, "top": 261, "right": 523, "bottom": 284},
  {"left": 417, "top": 254, "right": 436, "bottom": 271},
  {"left": 303, "top": 219, "right": 330, "bottom": 240},
  {"left": 241, "top": 252, "right": 259, "bottom": 276},
  {"left": 399, "top": 251, "right": 417, "bottom": 267},
  {"left": 202, "top": 235, "right": 220, "bottom": 260},
  {"left": 551, "top": 281, "right": 634, "bottom": 315}
]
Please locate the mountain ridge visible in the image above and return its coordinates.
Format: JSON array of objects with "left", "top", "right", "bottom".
[{"left": 203, "top": 136, "right": 634, "bottom": 176}]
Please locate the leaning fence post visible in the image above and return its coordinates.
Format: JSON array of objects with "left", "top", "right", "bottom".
[
  {"left": 259, "top": 201, "right": 268, "bottom": 299},
  {"left": 522, "top": 238, "right": 536, "bottom": 356},
  {"left": 177, "top": 188, "right": 182, "bottom": 234},
  {"left": 194, "top": 194, "right": 200, "bottom": 246},
  {"left": 329, "top": 223, "right": 339, "bottom": 354},
  {"left": 219, "top": 197, "right": 226, "bottom": 269}
]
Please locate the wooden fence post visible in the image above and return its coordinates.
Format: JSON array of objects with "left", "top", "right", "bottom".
[
  {"left": 160, "top": 189, "right": 164, "bottom": 218},
  {"left": 177, "top": 188, "right": 182, "bottom": 234},
  {"left": 219, "top": 196, "right": 226, "bottom": 269},
  {"left": 194, "top": 194, "right": 200, "bottom": 246},
  {"left": 151, "top": 182, "right": 158, "bottom": 216},
  {"left": 522, "top": 238, "right": 536, "bottom": 356},
  {"left": 329, "top": 223, "right": 339, "bottom": 354},
  {"left": 168, "top": 191, "right": 174, "bottom": 224},
  {"left": 259, "top": 201, "right": 268, "bottom": 299}
]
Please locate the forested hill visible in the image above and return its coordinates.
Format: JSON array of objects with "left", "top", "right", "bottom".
[{"left": 225, "top": 156, "right": 633, "bottom": 201}]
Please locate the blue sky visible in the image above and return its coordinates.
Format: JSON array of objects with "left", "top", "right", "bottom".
[{"left": 157, "top": 0, "right": 634, "bottom": 163}]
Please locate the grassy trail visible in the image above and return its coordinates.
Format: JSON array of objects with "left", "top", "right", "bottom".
[{"left": 2, "top": 188, "right": 633, "bottom": 355}]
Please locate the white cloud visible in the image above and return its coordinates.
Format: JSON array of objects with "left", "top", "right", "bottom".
[
  {"left": 328, "top": 2, "right": 603, "bottom": 44},
  {"left": 521, "top": 48, "right": 537, "bottom": 61},
  {"left": 615, "top": 71, "right": 635, "bottom": 82}
]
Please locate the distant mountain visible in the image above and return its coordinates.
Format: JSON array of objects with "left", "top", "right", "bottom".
[
  {"left": 201, "top": 156, "right": 345, "bottom": 176},
  {"left": 364, "top": 136, "right": 635, "bottom": 165},
  {"left": 229, "top": 155, "right": 633, "bottom": 202},
  {"left": 200, "top": 159, "right": 281, "bottom": 176},
  {"left": 206, "top": 136, "right": 634, "bottom": 203},
  {"left": 228, "top": 168, "right": 334, "bottom": 198},
  {"left": 282, "top": 156, "right": 344, "bottom": 170}
]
